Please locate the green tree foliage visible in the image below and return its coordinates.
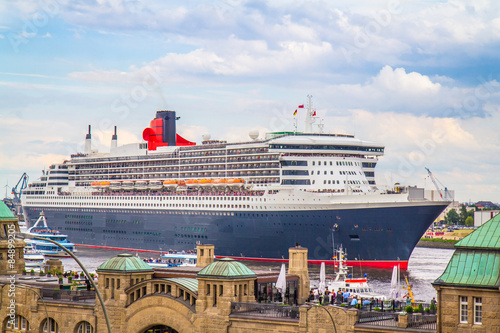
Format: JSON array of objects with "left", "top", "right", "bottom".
[
  {"left": 445, "top": 209, "right": 460, "bottom": 225},
  {"left": 459, "top": 205, "right": 468, "bottom": 225},
  {"left": 465, "top": 216, "right": 474, "bottom": 226}
]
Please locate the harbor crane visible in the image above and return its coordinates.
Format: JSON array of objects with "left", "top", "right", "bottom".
[
  {"left": 425, "top": 167, "right": 452, "bottom": 201},
  {"left": 11, "top": 172, "right": 29, "bottom": 217}
]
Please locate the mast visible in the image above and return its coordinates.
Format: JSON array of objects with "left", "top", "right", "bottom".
[{"left": 304, "top": 95, "right": 315, "bottom": 133}]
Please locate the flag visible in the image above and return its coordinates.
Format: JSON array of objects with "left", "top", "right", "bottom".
[
  {"left": 312, "top": 110, "right": 316, "bottom": 116},
  {"left": 298, "top": 104, "right": 304, "bottom": 108},
  {"left": 293, "top": 109, "right": 297, "bottom": 116}
]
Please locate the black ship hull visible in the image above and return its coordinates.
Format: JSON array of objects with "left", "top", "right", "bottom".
[{"left": 24, "top": 201, "right": 448, "bottom": 269}]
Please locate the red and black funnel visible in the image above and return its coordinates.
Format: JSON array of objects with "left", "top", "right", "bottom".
[{"left": 142, "top": 111, "right": 195, "bottom": 150}]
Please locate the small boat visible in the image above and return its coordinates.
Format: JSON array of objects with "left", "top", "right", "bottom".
[
  {"left": 25, "top": 212, "right": 75, "bottom": 257},
  {"left": 135, "top": 180, "right": 148, "bottom": 191},
  {"left": 109, "top": 181, "right": 122, "bottom": 191},
  {"left": 185, "top": 179, "right": 200, "bottom": 188},
  {"left": 227, "top": 178, "right": 245, "bottom": 189},
  {"left": 148, "top": 180, "right": 163, "bottom": 191},
  {"left": 90, "top": 181, "right": 111, "bottom": 190},
  {"left": 314, "top": 246, "right": 386, "bottom": 301},
  {"left": 24, "top": 244, "right": 46, "bottom": 268},
  {"left": 163, "top": 179, "right": 178, "bottom": 190},
  {"left": 121, "top": 180, "right": 135, "bottom": 191},
  {"left": 145, "top": 252, "right": 198, "bottom": 268},
  {"left": 212, "top": 178, "right": 227, "bottom": 189}
]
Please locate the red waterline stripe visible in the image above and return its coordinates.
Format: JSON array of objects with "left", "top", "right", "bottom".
[{"left": 75, "top": 244, "right": 408, "bottom": 270}]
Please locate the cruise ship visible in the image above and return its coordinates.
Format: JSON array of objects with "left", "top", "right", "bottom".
[{"left": 20, "top": 99, "right": 450, "bottom": 269}]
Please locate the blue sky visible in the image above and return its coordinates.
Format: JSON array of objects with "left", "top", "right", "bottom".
[{"left": 1, "top": 0, "right": 500, "bottom": 203}]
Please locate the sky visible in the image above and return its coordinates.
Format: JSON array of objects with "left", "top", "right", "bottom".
[{"left": 1, "top": 0, "right": 500, "bottom": 203}]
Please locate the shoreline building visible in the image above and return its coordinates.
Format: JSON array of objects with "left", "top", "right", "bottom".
[{"left": 433, "top": 213, "right": 500, "bottom": 332}]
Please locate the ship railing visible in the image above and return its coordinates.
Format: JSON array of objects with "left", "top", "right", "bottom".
[{"left": 230, "top": 302, "right": 300, "bottom": 320}]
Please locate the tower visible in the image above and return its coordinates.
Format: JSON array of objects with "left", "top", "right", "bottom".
[
  {"left": 196, "top": 258, "right": 257, "bottom": 316},
  {"left": 95, "top": 253, "right": 154, "bottom": 331},
  {"left": 288, "top": 245, "right": 309, "bottom": 304},
  {"left": 196, "top": 244, "right": 215, "bottom": 268},
  {"left": 0, "top": 201, "right": 25, "bottom": 275}
]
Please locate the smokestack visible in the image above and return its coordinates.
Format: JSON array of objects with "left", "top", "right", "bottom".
[
  {"left": 84, "top": 125, "right": 92, "bottom": 154},
  {"left": 156, "top": 111, "right": 177, "bottom": 146},
  {"left": 111, "top": 126, "right": 118, "bottom": 150}
]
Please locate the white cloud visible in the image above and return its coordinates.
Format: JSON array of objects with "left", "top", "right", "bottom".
[{"left": 371, "top": 66, "right": 441, "bottom": 95}]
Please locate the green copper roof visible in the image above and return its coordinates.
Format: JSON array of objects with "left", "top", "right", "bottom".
[
  {"left": 163, "top": 277, "right": 198, "bottom": 294},
  {"left": 97, "top": 253, "right": 154, "bottom": 273},
  {"left": 455, "top": 213, "right": 500, "bottom": 249},
  {"left": 434, "top": 215, "right": 500, "bottom": 288},
  {"left": 434, "top": 249, "right": 500, "bottom": 288},
  {"left": 197, "top": 258, "right": 256, "bottom": 279},
  {"left": 0, "top": 201, "right": 15, "bottom": 219}
]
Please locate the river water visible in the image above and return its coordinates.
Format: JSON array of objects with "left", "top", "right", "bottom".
[{"left": 59, "top": 246, "right": 454, "bottom": 302}]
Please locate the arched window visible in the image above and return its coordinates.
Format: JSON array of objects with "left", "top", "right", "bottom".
[
  {"left": 41, "top": 318, "right": 59, "bottom": 333},
  {"left": 5, "top": 315, "right": 30, "bottom": 331},
  {"left": 76, "top": 321, "right": 94, "bottom": 333}
]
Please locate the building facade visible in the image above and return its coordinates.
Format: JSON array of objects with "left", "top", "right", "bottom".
[{"left": 433, "top": 213, "right": 500, "bottom": 333}]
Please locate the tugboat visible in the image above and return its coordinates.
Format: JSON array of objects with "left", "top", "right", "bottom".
[{"left": 24, "top": 212, "right": 75, "bottom": 257}]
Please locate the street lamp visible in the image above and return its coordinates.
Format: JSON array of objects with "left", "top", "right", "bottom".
[{"left": 17, "top": 233, "right": 112, "bottom": 333}]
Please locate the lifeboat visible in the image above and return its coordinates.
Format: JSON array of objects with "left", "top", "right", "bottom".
[
  {"left": 185, "top": 179, "right": 200, "bottom": 188},
  {"left": 100, "top": 181, "right": 111, "bottom": 189},
  {"left": 212, "top": 178, "right": 227, "bottom": 188},
  {"left": 122, "top": 180, "right": 135, "bottom": 191},
  {"left": 91, "top": 181, "right": 101, "bottom": 189},
  {"left": 199, "top": 179, "right": 213, "bottom": 187},
  {"left": 163, "top": 179, "right": 178, "bottom": 190},
  {"left": 135, "top": 180, "right": 148, "bottom": 191},
  {"left": 148, "top": 180, "right": 163, "bottom": 191},
  {"left": 227, "top": 178, "right": 245, "bottom": 189},
  {"left": 109, "top": 181, "right": 122, "bottom": 191}
]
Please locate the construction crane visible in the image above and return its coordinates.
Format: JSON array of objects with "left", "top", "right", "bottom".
[
  {"left": 425, "top": 167, "right": 452, "bottom": 201},
  {"left": 11, "top": 172, "right": 29, "bottom": 216},
  {"left": 402, "top": 275, "right": 415, "bottom": 307}
]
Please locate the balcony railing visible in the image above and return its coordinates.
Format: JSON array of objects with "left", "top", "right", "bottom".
[
  {"left": 40, "top": 288, "right": 95, "bottom": 304},
  {"left": 230, "top": 302, "right": 300, "bottom": 320}
]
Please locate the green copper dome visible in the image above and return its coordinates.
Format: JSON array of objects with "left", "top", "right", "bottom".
[
  {"left": 0, "top": 201, "right": 15, "bottom": 219},
  {"left": 97, "top": 253, "right": 153, "bottom": 273},
  {"left": 197, "top": 258, "right": 256, "bottom": 279}
]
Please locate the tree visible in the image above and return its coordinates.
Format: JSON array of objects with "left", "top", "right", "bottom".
[
  {"left": 465, "top": 216, "right": 474, "bottom": 227},
  {"left": 459, "top": 205, "right": 468, "bottom": 225},
  {"left": 445, "top": 209, "right": 460, "bottom": 225}
]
